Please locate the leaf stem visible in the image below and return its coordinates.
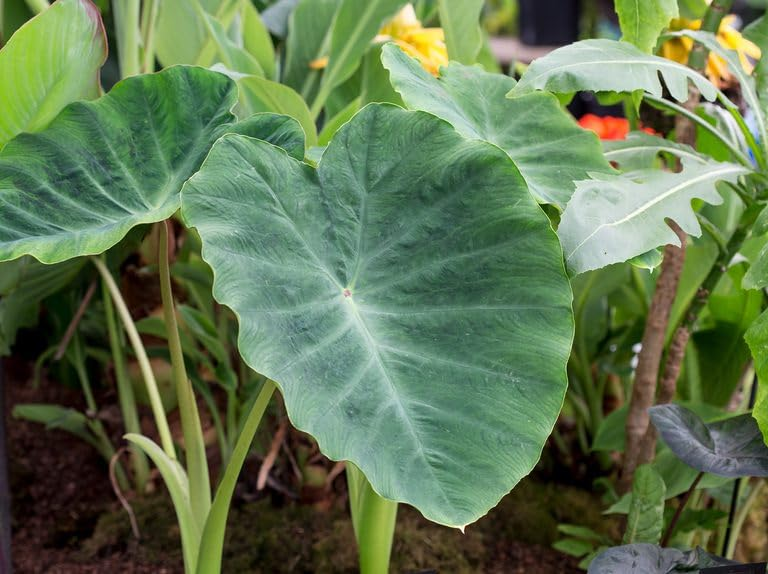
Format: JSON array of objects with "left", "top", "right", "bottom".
[
  {"left": 91, "top": 255, "right": 176, "bottom": 459},
  {"left": 643, "top": 94, "right": 752, "bottom": 167},
  {"left": 112, "top": 0, "right": 142, "bottom": 78},
  {"left": 347, "top": 463, "right": 398, "bottom": 574},
  {"left": 102, "top": 273, "right": 150, "bottom": 492},
  {"left": 140, "top": 0, "right": 160, "bottom": 74},
  {"left": 661, "top": 471, "right": 704, "bottom": 546},
  {"left": 23, "top": 0, "right": 49, "bottom": 14},
  {"left": 725, "top": 479, "right": 765, "bottom": 559},
  {"left": 158, "top": 221, "right": 211, "bottom": 528},
  {"left": 195, "top": 379, "right": 275, "bottom": 574}
]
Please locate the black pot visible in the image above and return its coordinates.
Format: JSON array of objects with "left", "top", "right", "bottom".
[{"left": 519, "top": 0, "right": 580, "bottom": 46}]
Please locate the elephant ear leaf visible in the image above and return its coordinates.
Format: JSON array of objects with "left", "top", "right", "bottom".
[
  {"left": 588, "top": 544, "right": 736, "bottom": 574},
  {"left": 509, "top": 39, "right": 718, "bottom": 103},
  {"left": 181, "top": 103, "right": 574, "bottom": 528},
  {"left": 0, "top": 0, "right": 107, "bottom": 148},
  {"left": 0, "top": 66, "right": 305, "bottom": 265},
  {"left": 381, "top": 43, "right": 612, "bottom": 208},
  {"left": 649, "top": 404, "right": 768, "bottom": 477}
]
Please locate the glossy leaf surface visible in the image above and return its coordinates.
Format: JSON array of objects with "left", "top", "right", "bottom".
[
  {"left": 559, "top": 159, "right": 748, "bottom": 274},
  {"left": 0, "top": 0, "right": 106, "bottom": 148},
  {"left": 0, "top": 67, "right": 305, "bottom": 264},
  {"left": 182, "top": 104, "right": 574, "bottom": 527},
  {"left": 381, "top": 43, "right": 612, "bottom": 208},
  {"left": 649, "top": 404, "right": 768, "bottom": 477},
  {"left": 509, "top": 39, "right": 718, "bottom": 102}
]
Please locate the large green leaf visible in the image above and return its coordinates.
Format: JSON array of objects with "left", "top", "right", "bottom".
[
  {"left": 558, "top": 159, "right": 748, "bottom": 274},
  {"left": 745, "top": 309, "right": 768, "bottom": 446},
  {"left": 0, "top": 0, "right": 106, "bottom": 148},
  {"left": 649, "top": 404, "right": 768, "bottom": 477},
  {"left": 509, "top": 39, "right": 718, "bottom": 103},
  {"left": 615, "top": 0, "right": 677, "bottom": 53},
  {"left": 155, "top": 0, "right": 226, "bottom": 67},
  {"left": 310, "top": 0, "right": 405, "bottom": 115},
  {"left": 0, "top": 66, "right": 305, "bottom": 265},
  {"left": 181, "top": 104, "right": 574, "bottom": 527},
  {"left": 381, "top": 43, "right": 612, "bottom": 208},
  {"left": 437, "top": 0, "right": 483, "bottom": 64},
  {"left": 623, "top": 464, "right": 665, "bottom": 544}
]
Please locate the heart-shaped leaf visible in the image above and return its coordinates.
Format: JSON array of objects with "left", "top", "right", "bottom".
[
  {"left": 181, "top": 103, "right": 574, "bottom": 527},
  {"left": 0, "top": 0, "right": 107, "bottom": 148},
  {"left": 381, "top": 43, "right": 612, "bottom": 208},
  {"left": 509, "top": 39, "right": 718, "bottom": 103},
  {"left": 558, "top": 159, "right": 748, "bottom": 274},
  {"left": 0, "top": 66, "right": 305, "bottom": 265},
  {"left": 588, "top": 544, "right": 736, "bottom": 574},
  {"left": 649, "top": 404, "right": 768, "bottom": 477}
]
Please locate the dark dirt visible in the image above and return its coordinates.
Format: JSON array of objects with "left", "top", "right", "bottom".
[{"left": 5, "top": 358, "right": 597, "bottom": 573}]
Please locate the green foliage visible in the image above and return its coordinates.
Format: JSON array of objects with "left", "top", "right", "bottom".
[
  {"left": 437, "top": 0, "right": 482, "bottom": 64},
  {"left": 381, "top": 43, "right": 612, "bottom": 208},
  {"left": 745, "top": 309, "right": 768, "bottom": 446},
  {"left": 0, "top": 0, "right": 106, "bottom": 148},
  {"left": 623, "top": 465, "right": 665, "bottom": 544},
  {"left": 0, "top": 66, "right": 304, "bottom": 265},
  {"left": 558, "top": 159, "right": 748, "bottom": 274},
  {"left": 182, "top": 104, "right": 574, "bottom": 527},
  {"left": 509, "top": 39, "right": 718, "bottom": 103},
  {"left": 616, "top": 0, "right": 678, "bottom": 53}
]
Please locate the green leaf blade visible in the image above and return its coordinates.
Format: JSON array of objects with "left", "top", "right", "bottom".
[
  {"left": 381, "top": 43, "right": 613, "bottom": 208},
  {"left": 0, "top": 0, "right": 107, "bottom": 148},
  {"left": 616, "top": 0, "right": 678, "bottom": 53},
  {"left": 437, "top": 0, "right": 483, "bottom": 65},
  {"left": 182, "top": 104, "right": 574, "bottom": 528},
  {"left": 623, "top": 464, "right": 666, "bottom": 544},
  {"left": 509, "top": 39, "right": 718, "bottom": 103}
]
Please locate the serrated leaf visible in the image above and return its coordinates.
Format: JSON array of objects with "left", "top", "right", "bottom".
[
  {"left": 0, "top": 66, "right": 305, "bottom": 265},
  {"left": 381, "top": 43, "right": 613, "bottom": 208},
  {"left": 623, "top": 464, "right": 665, "bottom": 544},
  {"left": 603, "top": 132, "right": 707, "bottom": 172},
  {"left": 616, "top": 0, "right": 678, "bottom": 53},
  {"left": 181, "top": 104, "right": 574, "bottom": 527},
  {"left": 437, "top": 0, "right": 483, "bottom": 64},
  {"left": 0, "top": 0, "right": 107, "bottom": 148},
  {"left": 509, "top": 39, "right": 718, "bottom": 103},
  {"left": 649, "top": 404, "right": 768, "bottom": 477},
  {"left": 559, "top": 159, "right": 748, "bottom": 275}
]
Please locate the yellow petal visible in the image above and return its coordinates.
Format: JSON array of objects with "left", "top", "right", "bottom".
[{"left": 309, "top": 56, "right": 328, "bottom": 70}]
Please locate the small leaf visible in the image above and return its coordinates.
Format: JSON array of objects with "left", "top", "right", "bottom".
[
  {"left": 13, "top": 403, "right": 98, "bottom": 448},
  {"left": 623, "top": 464, "right": 665, "bottom": 544},
  {"left": 649, "top": 404, "right": 768, "bottom": 477},
  {"left": 553, "top": 538, "right": 594, "bottom": 558},
  {"left": 0, "top": 67, "right": 305, "bottom": 265},
  {"left": 588, "top": 544, "right": 736, "bottom": 574},
  {"left": 558, "top": 159, "right": 748, "bottom": 274},
  {"left": 381, "top": 43, "right": 613, "bottom": 208},
  {"left": 181, "top": 104, "right": 574, "bottom": 527},
  {"left": 616, "top": 0, "right": 678, "bottom": 54},
  {"left": 0, "top": 0, "right": 107, "bottom": 148},
  {"left": 437, "top": 0, "right": 483, "bottom": 64},
  {"left": 509, "top": 39, "right": 718, "bottom": 103}
]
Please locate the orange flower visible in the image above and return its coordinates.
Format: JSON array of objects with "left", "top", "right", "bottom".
[{"left": 578, "top": 114, "right": 655, "bottom": 140}]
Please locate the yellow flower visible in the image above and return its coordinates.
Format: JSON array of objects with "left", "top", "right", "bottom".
[
  {"left": 661, "top": 16, "right": 761, "bottom": 89},
  {"left": 309, "top": 4, "right": 448, "bottom": 76}
]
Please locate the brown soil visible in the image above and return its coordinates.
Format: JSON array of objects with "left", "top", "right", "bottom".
[{"left": 6, "top": 359, "right": 591, "bottom": 573}]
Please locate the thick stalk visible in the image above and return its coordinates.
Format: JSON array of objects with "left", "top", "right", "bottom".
[
  {"left": 102, "top": 276, "right": 150, "bottom": 492},
  {"left": 0, "top": 360, "right": 11, "bottom": 574},
  {"left": 140, "top": 0, "right": 160, "bottom": 74},
  {"left": 622, "top": 225, "right": 686, "bottom": 490},
  {"left": 347, "top": 464, "right": 398, "bottom": 574},
  {"left": 91, "top": 256, "right": 176, "bottom": 459},
  {"left": 112, "top": 0, "right": 142, "bottom": 78},
  {"left": 24, "top": 0, "right": 48, "bottom": 13},
  {"left": 195, "top": 380, "right": 275, "bottom": 574},
  {"left": 159, "top": 221, "right": 211, "bottom": 529}
]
